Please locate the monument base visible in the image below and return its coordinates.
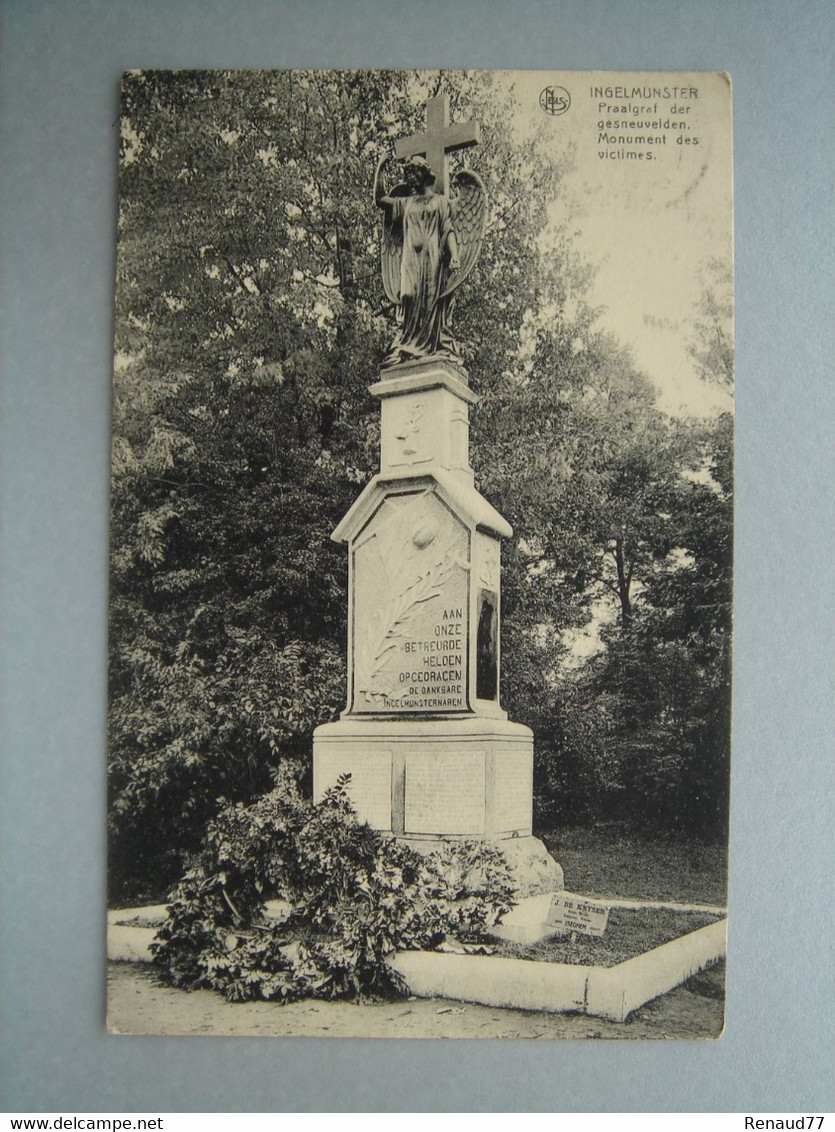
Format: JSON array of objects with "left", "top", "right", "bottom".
[
  {"left": 313, "top": 715, "right": 563, "bottom": 895},
  {"left": 400, "top": 835, "right": 563, "bottom": 898}
]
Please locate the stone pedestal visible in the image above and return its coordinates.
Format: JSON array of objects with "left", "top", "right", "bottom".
[
  {"left": 314, "top": 716, "right": 533, "bottom": 838},
  {"left": 313, "top": 357, "right": 562, "bottom": 896}
]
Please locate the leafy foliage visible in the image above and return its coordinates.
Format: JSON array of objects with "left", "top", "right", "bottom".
[
  {"left": 151, "top": 773, "right": 516, "bottom": 1002},
  {"left": 687, "top": 259, "right": 734, "bottom": 387},
  {"left": 532, "top": 414, "right": 733, "bottom": 837}
]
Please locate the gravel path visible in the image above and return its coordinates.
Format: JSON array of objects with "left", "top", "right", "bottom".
[{"left": 107, "top": 960, "right": 724, "bottom": 1039}]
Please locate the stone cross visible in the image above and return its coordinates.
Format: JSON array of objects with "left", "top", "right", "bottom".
[{"left": 394, "top": 93, "right": 480, "bottom": 195}]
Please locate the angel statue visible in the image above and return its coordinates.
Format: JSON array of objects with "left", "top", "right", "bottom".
[{"left": 374, "top": 154, "right": 487, "bottom": 368}]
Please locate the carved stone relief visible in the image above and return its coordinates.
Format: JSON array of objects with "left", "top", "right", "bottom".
[{"left": 353, "top": 490, "right": 470, "bottom": 712}]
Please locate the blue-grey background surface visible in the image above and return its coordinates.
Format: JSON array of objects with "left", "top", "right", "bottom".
[{"left": 1, "top": 0, "right": 832, "bottom": 1113}]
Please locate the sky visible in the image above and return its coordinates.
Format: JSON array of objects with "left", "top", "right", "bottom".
[{"left": 502, "top": 70, "right": 734, "bottom": 418}]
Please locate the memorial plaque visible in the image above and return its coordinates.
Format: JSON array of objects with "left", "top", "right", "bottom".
[
  {"left": 404, "top": 749, "right": 485, "bottom": 834},
  {"left": 493, "top": 747, "right": 532, "bottom": 832},
  {"left": 476, "top": 588, "right": 498, "bottom": 700},
  {"left": 314, "top": 749, "right": 393, "bottom": 830},
  {"left": 353, "top": 491, "right": 469, "bottom": 712},
  {"left": 547, "top": 892, "right": 610, "bottom": 937}
]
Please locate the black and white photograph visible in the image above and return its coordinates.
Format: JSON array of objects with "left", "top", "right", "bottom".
[
  {"left": 5, "top": 0, "right": 834, "bottom": 1113},
  {"left": 104, "top": 68, "right": 735, "bottom": 1039}
]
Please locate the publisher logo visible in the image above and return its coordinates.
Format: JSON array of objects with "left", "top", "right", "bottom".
[{"left": 540, "top": 86, "right": 571, "bottom": 116}]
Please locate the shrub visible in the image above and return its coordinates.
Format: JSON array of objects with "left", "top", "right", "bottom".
[{"left": 151, "top": 771, "right": 517, "bottom": 1003}]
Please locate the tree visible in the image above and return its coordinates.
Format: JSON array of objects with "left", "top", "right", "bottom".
[
  {"left": 474, "top": 289, "right": 732, "bottom": 836},
  {"left": 533, "top": 403, "right": 732, "bottom": 837},
  {"left": 688, "top": 258, "right": 734, "bottom": 387}
]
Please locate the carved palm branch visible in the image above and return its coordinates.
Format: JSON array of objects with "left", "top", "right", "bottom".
[
  {"left": 371, "top": 544, "right": 456, "bottom": 664},
  {"left": 359, "top": 530, "right": 459, "bottom": 699},
  {"left": 439, "top": 169, "right": 488, "bottom": 300}
]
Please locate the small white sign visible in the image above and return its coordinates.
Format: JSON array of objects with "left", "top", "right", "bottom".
[{"left": 547, "top": 891, "right": 610, "bottom": 937}]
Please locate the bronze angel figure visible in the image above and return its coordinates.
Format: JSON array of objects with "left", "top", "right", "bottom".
[{"left": 374, "top": 154, "right": 487, "bottom": 368}]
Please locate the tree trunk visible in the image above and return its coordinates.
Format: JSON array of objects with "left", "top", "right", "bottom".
[{"left": 614, "top": 536, "right": 632, "bottom": 628}]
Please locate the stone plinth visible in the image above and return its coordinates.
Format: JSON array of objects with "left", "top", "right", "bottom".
[
  {"left": 331, "top": 361, "right": 511, "bottom": 719},
  {"left": 312, "top": 357, "right": 563, "bottom": 895},
  {"left": 369, "top": 362, "right": 477, "bottom": 485},
  {"left": 314, "top": 715, "right": 532, "bottom": 838}
]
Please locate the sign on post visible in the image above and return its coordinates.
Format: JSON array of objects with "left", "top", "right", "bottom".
[{"left": 547, "top": 891, "right": 610, "bottom": 937}]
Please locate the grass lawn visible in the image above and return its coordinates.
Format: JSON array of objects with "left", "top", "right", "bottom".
[
  {"left": 494, "top": 906, "right": 723, "bottom": 966},
  {"left": 116, "top": 823, "right": 729, "bottom": 910},
  {"left": 539, "top": 823, "right": 728, "bottom": 906}
]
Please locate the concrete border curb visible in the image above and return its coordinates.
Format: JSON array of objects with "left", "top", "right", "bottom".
[
  {"left": 107, "top": 907, "right": 167, "bottom": 962},
  {"left": 389, "top": 918, "right": 726, "bottom": 1021},
  {"left": 388, "top": 950, "right": 589, "bottom": 1013},
  {"left": 584, "top": 917, "right": 727, "bottom": 1021},
  {"left": 108, "top": 924, "right": 157, "bottom": 962},
  {"left": 106, "top": 906, "right": 726, "bottom": 1022}
]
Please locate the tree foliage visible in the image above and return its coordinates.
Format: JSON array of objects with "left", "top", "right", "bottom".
[
  {"left": 533, "top": 412, "right": 732, "bottom": 837},
  {"left": 688, "top": 258, "right": 734, "bottom": 387}
]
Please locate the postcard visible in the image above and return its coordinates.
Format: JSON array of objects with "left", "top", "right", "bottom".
[{"left": 108, "top": 69, "right": 732, "bottom": 1038}]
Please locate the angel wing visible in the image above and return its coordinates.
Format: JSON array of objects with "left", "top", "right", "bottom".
[
  {"left": 439, "top": 169, "right": 488, "bottom": 300},
  {"left": 378, "top": 182, "right": 410, "bottom": 305}
]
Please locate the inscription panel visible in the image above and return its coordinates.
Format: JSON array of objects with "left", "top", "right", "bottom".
[
  {"left": 314, "top": 749, "right": 392, "bottom": 830},
  {"left": 493, "top": 747, "right": 532, "bottom": 832},
  {"left": 353, "top": 491, "right": 469, "bottom": 713},
  {"left": 404, "top": 749, "right": 485, "bottom": 835}
]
